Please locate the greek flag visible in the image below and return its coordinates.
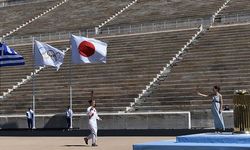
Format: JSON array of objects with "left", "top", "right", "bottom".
[
  {"left": 0, "top": 42, "right": 25, "bottom": 67},
  {"left": 34, "top": 40, "right": 64, "bottom": 71}
]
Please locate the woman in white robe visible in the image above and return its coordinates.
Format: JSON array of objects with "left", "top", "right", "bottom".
[{"left": 84, "top": 100, "right": 102, "bottom": 146}]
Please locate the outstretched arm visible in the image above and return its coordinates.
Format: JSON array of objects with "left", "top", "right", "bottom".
[
  {"left": 197, "top": 91, "right": 209, "bottom": 97},
  {"left": 196, "top": 87, "right": 209, "bottom": 97},
  {"left": 196, "top": 86, "right": 212, "bottom": 97},
  {"left": 195, "top": 86, "right": 207, "bottom": 97}
]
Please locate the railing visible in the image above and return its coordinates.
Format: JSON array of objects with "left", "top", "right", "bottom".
[
  {"left": 126, "top": 0, "right": 232, "bottom": 112},
  {"left": 97, "top": 0, "right": 138, "bottom": 29},
  {"left": 4, "top": 13, "right": 250, "bottom": 45},
  {"left": 126, "top": 25, "right": 204, "bottom": 112},
  {"left": 4, "top": 17, "right": 210, "bottom": 45},
  {"left": 219, "top": 13, "right": 250, "bottom": 25},
  {"left": 210, "top": 0, "right": 231, "bottom": 26},
  {"left": 0, "top": 0, "right": 54, "bottom": 8},
  {"left": 1, "top": 0, "right": 69, "bottom": 40}
]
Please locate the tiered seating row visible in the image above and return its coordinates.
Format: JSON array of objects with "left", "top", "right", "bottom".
[
  {"left": 5, "top": 0, "right": 227, "bottom": 36},
  {"left": 0, "top": 0, "right": 61, "bottom": 36},
  {"left": 134, "top": 24, "right": 250, "bottom": 112},
  {"left": 0, "top": 29, "right": 196, "bottom": 114},
  {"left": 105, "top": 0, "right": 226, "bottom": 27},
  {"left": 222, "top": 0, "right": 250, "bottom": 15},
  {"left": 10, "top": 0, "right": 132, "bottom": 36}
]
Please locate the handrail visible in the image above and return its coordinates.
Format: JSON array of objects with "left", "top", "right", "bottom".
[
  {"left": 126, "top": 26, "right": 204, "bottom": 112},
  {"left": 4, "top": 13, "right": 250, "bottom": 45},
  {"left": 1, "top": 0, "right": 69, "bottom": 41},
  {"left": 0, "top": 0, "right": 55, "bottom": 8},
  {"left": 125, "top": 0, "right": 233, "bottom": 112},
  {"left": 3, "top": 17, "right": 207, "bottom": 45}
]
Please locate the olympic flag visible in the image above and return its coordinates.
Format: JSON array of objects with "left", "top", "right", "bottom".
[{"left": 34, "top": 40, "right": 65, "bottom": 71}]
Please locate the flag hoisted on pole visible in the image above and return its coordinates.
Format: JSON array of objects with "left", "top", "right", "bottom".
[
  {"left": 68, "top": 35, "right": 107, "bottom": 128},
  {"left": 34, "top": 40, "right": 65, "bottom": 71},
  {"left": 69, "top": 42, "right": 73, "bottom": 129},
  {"left": 32, "top": 37, "right": 36, "bottom": 129},
  {"left": 70, "top": 35, "right": 108, "bottom": 64},
  {"left": 0, "top": 42, "right": 25, "bottom": 67}
]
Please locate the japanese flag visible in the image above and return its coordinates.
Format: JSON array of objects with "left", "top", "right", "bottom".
[{"left": 70, "top": 35, "right": 107, "bottom": 64}]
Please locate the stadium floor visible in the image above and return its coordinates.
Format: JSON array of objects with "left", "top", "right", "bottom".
[{"left": 0, "top": 136, "right": 174, "bottom": 150}]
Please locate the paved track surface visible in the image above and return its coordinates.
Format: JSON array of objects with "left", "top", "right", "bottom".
[{"left": 0, "top": 136, "right": 175, "bottom": 150}]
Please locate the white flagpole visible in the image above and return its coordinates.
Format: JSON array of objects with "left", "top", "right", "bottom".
[
  {"left": 1, "top": 37, "right": 6, "bottom": 58},
  {"left": 70, "top": 85, "right": 73, "bottom": 129},
  {"left": 32, "top": 37, "right": 36, "bottom": 129},
  {"left": 1, "top": 37, "right": 4, "bottom": 57},
  {"left": 0, "top": 38, "right": 4, "bottom": 92},
  {"left": 69, "top": 37, "right": 73, "bottom": 129}
]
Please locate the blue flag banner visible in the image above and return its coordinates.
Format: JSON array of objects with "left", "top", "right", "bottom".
[{"left": 0, "top": 42, "right": 25, "bottom": 67}]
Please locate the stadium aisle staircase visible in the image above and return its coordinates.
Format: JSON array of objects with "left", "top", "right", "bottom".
[
  {"left": 133, "top": 24, "right": 250, "bottom": 112},
  {"left": 0, "top": 29, "right": 197, "bottom": 114}
]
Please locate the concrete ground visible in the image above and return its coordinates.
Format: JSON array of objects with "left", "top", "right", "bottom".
[{"left": 0, "top": 136, "right": 175, "bottom": 150}]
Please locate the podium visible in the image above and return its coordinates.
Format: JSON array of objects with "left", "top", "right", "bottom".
[{"left": 234, "top": 94, "right": 250, "bottom": 133}]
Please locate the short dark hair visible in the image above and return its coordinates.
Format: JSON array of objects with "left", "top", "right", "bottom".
[{"left": 214, "top": 85, "right": 220, "bottom": 92}]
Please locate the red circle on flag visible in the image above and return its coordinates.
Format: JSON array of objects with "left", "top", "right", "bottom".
[{"left": 78, "top": 41, "right": 95, "bottom": 57}]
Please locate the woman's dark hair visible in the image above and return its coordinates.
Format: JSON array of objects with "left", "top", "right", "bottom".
[
  {"left": 88, "top": 100, "right": 93, "bottom": 104},
  {"left": 88, "top": 100, "right": 96, "bottom": 107},
  {"left": 214, "top": 85, "right": 220, "bottom": 92}
]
